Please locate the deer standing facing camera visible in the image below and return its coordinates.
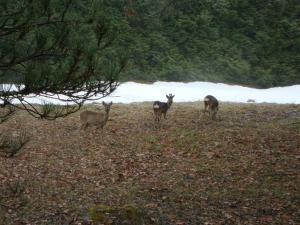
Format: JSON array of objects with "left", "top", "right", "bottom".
[
  {"left": 153, "top": 94, "right": 175, "bottom": 123},
  {"left": 80, "top": 101, "right": 113, "bottom": 131},
  {"left": 203, "top": 95, "right": 219, "bottom": 120}
]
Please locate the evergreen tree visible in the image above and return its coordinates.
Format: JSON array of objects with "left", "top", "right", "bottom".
[{"left": 0, "top": 0, "right": 126, "bottom": 120}]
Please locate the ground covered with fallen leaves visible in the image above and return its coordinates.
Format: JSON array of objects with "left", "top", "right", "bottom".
[{"left": 0, "top": 102, "right": 299, "bottom": 225}]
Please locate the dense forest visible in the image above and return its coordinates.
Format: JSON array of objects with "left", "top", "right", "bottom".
[
  {"left": 1, "top": 0, "right": 300, "bottom": 88},
  {"left": 104, "top": 0, "right": 300, "bottom": 87}
]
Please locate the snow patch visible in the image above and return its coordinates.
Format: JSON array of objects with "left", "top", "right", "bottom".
[
  {"left": 101, "top": 81, "right": 300, "bottom": 104},
  {"left": 2, "top": 81, "right": 300, "bottom": 105}
]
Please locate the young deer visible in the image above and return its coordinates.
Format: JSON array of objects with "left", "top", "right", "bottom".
[
  {"left": 203, "top": 95, "right": 219, "bottom": 120},
  {"left": 153, "top": 94, "right": 175, "bottom": 123},
  {"left": 80, "top": 101, "right": 113, "bottom": 131}
]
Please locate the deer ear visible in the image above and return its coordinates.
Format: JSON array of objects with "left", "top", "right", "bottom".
[
  {"left": 110, "top": 101, "right": 113, "bottom": 105},
  {"left": 102, "top": 101, "right": 106, "bottom": 106},
  {"left": 166, "top": 95, "right": 168, "bottom": 98}
]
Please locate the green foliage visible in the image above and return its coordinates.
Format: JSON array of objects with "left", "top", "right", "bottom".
[
  {"left": 0, "top": 129, "right": 30, "bottom": 157},
  {"left": 0, "top": 0, "right": 127, "bottom": 119},
  {"left": 0, "top": 105, "right": 16, "bottom": 123},
  {"left": 112, "top": 0, "right": 300, "bottom": 87},
  {"left": 88, "top": 205, "right": 113, "bottom": 223},
  {"left": 88, "top": 204, "right": 151, "bottom": 225},
  {"left": 1, "top": 0, "right": 299, "bottom": 90}
]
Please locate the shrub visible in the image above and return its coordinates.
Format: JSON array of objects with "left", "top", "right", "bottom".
[
  {"left": 87, "top": 204, "right": 156, "bottom": 225},
  {"left": 0, "top": 129, "right": 30, "bottom": 157}
]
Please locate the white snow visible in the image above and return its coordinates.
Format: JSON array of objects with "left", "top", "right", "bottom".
[
  {"left": 3, "top": 81, "right": 300, "bottom": 105},
  {"left": 101, "top": 81, "right": 300, "bottom": 104}
]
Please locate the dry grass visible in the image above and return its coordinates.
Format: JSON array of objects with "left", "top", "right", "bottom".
[{"left": 0, "top": 102, "right": 299, "bottom": 225}]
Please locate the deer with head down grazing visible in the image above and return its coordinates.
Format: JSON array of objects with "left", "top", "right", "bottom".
[
  {"left": 203, "top": 95, "right": 219, "bottom": 120},
  {"left": 153, "top": 93, "right": 175, "bottom": 123},
  {"left": 80, "top": 101, "right": 113, "bottom": 131}
]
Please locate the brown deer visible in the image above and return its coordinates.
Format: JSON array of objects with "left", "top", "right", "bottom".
[
  {"left": 203, "top": 95, "right": 219, "bottom": 120},
  {"left": 80, "top": 101, "right": 112, "bottom": 131},
  {"left": 153, "top": 94, "right": 175, "bottom": 123}
]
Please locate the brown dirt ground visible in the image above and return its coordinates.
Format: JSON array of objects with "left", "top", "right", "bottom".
[{"left": 0, "top": 102, "right": 299, "bottom": 225}]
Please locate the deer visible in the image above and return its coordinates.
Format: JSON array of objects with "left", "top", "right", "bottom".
[
  {"left": 203, "top": 95, "right": 219, "bottom": 120},
  {"left": 80, "top": 101, "right": 113, "bottom": 131},
  {"left": 247, "top": 99, "right": 256, "bottom": 103},
  {"left": 153, "top": 94, "right": 175, "bottom": 123}
]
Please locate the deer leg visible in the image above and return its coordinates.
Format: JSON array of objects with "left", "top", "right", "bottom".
[
  {"left": 212, "top": 112, "right": 216, "bottom": 120},
  {"left": 157, "top": 112, "right": 161, "bottom": 122},
  {"left": 203, "top": 102, "right": 209, "bottom": 115},
  {"left": 100, "top": 125, "right": 105, "bottom": 138},
  {"left": 153, "top": 112, "right": 159, "bottom": 128},
  {"left": 203, "top": 104, "right": 210, "bottom": 116},
  {"left": 163, "top": 112, "right": 167, "bottom": 119},
  {"left": 159, "top": 113, "right": 163, "bottom": 122},
  {"left": 208, "top": 107, "right": 212, "bottom": 117},
  {"left": 81, "top": 123, "right": 88, "bottom": 130},
  {"left": 154, "top": 112, "right": 158, "bottom": 123},
  {"left": 209, "top": 109, "right": 213, "bottom": 120},
  {"left": 211, "top": 109, "right": 217, "bottom": 120},
  {"left": 94, "top": 125, "right": 99, "bottom": 132}
]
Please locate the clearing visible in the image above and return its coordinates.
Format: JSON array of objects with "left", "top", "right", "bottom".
[{"left": 0, "top": 102, "right": 299, "bottom": 225}]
